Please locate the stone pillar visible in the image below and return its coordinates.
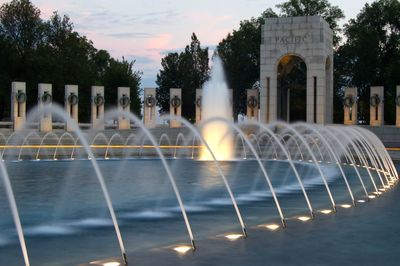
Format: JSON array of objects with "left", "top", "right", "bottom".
[
  {"left": 65, "top": 85, "right": 79, "bottom": 131},
  {"left": 91, "top": 86, "right": 105, "bottom": 130},
  {"left": 195, "top": 89, "right": 202, "bottom": 125},
  {"left": 370, "top": 86, "right": 384, "bottom": 127},
  {"left": 246, "top": 89, "right": 259, "bottom": 120},
  {"left": 117, "top": 87, "right": 130, "bottom": 130},
  {"left": 169, "top": 88, "right": 182, "bottom": 128},
  {"left": 38, "top": 83, "right": 53, "bottom": 132},
  {"left": 143, "top": 88, "right": 157, "bottom": 128},
  {"left": 11, "top": 82, "right": 27, "bottom": 131},
  {"left": 396, "top": 86, "right": 400, "bottom": 127},
  {"left": 343, "top": 87, "right": 357, "bottom": 125}
]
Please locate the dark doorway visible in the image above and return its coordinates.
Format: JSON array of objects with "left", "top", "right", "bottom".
[{"left": 277, "top": 55, "right": 307, "bottom": 122}]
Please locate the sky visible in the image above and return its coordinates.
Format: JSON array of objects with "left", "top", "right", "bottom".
[{"left": 1, "top": 0, "right": 375, "bottom": 87}]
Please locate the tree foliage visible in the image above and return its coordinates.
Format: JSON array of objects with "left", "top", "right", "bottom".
[
  {"left": 156, "top": 33, "right": 209, "bottom": 122},
  {"left": 337, "top": 0, "right": 400, "bottom": 124},
  {"left": 0, "top": 0, "right": 142, "bottom": 121}
]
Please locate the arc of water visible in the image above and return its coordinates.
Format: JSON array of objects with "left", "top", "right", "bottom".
[
  {"left": 35, "top": 132, "right": 59, "bottom": 160},
  {"left": 340, "top": 127, "right": 384, "bottom": 189},
  {"left": 1, "top": 131, "right": 24, "bottom": 159},
  {"left": 162, "top": 115, "right": 248, "bottom": 233},
  {"left": 0, "top": 133, "right": 8, "bottom": 154},
  {"left": 17, "top": 132, "right": 41, "bottom": 161},
  {"left": 53, "top": 132, "right": 75, "bottom": 160},
  {"left": 27, "top": 105, "right": 128, "bottom": 265},
  {"left": 0, "top": 161, "right": 30, "bottom": 266},
  {"left": 240, "top": 121, "right": 315, "bottom": 218},
  {"left": 293, "top": 123, "right": 356, "bottom": 206},
  {"left": 247, "top": 134, "right": 263, "bottom": 157},
  {"left": 328, "top": 126, "right": 379, "bottom": 194},
  {"left": 317, "top": 126, "right": 369, "bottom": 198},
  {"left": 256, "top": 133, "right": 278, "bottom": 160},
  {"left": 105, "top": 111, "right": 196, "bottom": 249},
  {"left": 174, "top": 133, "right": 186, "bottom": 159},
  {"left": 159, "top": 133, "right": 174, "bottom": 158},
  {"left": 234, "top": 133, "right": 247, "bottom": 159},
  {"left": 280, "top": 133, "right": 305, "bottom": 161},
  {"left": 352, "top": 127, "right": 397, "bottom": 183},
  {"left": 347, "top": 127, "right": 389, "bottom": 186},
  {"left": 70, "top": 137, "right": 82, "bottom": 160},
  {"left": 269, "top": 121, "right": 337, "bottom": 212},
  {"left": 356, "top": 127, "right": 398, "bottom": 181},
  {"left": 105, "top": 133, "right": 124, "bottom": 159}
]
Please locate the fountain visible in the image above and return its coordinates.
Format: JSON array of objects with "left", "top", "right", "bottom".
[
  {"left": 200, "top": 57, "right": 234, "bottom": 160},
  {"left": 0, "top": 72, "right": 398, "bottom": 265}
]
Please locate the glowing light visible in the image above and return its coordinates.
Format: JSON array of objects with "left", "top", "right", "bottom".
[
  {"left": 103, "top": 263, "right": 120, "bottom": 266},
  {"left": 357, "top": 200, "right": 366, "bottom": 203},
  {"left": 173, "top": 245, "right": 192, "bottom": 254},
  {"left": 341, "top": 204, "right": 352, "bottom": 209},
  {"left": 200, "top": 122, "right": 233, "bottom": 161},
  {"left": 384, "top": 185, "right": 390, "bottom": 189},
  {"left": 373, "top": 191, "right": 382, "bottom": 195},
  {"left": 224, "top": 234, "right": 243, "bottom": 240},
  {"left": 320, "top": 209, "right": 332, "bottom": 214},
  {"left": 379, "top": 188, "right": 386, "bottom": 192},
  {"left": 368, "top": 195, "right": 376, "bottom": 199},
  {"left": 297, "top": 216, "right": 311, "bottom": 222},
  {"left": 259, "top": 224, "right": 280, "bottom": 230}
]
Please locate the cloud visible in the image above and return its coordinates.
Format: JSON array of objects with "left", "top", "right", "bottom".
[
  {"left": 106, "top": 32, "right": 155, "bottom": 39},
  {"left": 127, "top": 55, "right": 155, "bottom": 65}
]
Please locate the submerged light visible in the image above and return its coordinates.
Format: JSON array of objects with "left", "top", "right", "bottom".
[
  {"left": 173, "top": 245, "right": 192, "bottom": 254},
  {"left": 357, "top": 199, "right": 366, "bottom": 203},
  {"left": 368, "top": 195, "right": 376, "bottom": 199},
  {"left": 259, "top": 224, "right": 280, "bottom": 231},
  {"left": 297, "top": 216, "right": 311, "bottom": 222},
  {"left": 320, "top": 209, "right": 333, "bottom": 214},
  {"left": 224, "top": 234, "right": 243, "bottom": 240},
  {"left": 341, "top": 204, "right": 352, "bottom": 209},
  {"left": 103, "top": 263, "right": 120, "bottom": 266}
]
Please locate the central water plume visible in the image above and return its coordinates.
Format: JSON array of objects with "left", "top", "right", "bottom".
[{"left": 200, "top": 57, "right": 234, "bottom": 160}]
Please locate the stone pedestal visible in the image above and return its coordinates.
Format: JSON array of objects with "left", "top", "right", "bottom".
[
  {"left": 38, "top": 83, "right": 52, "bottom": 132},
  {"left": 260, "top": 16, "right": 333, "bottom": 124},
  {"left": 169, "top": 88, "right": 182, "bottom": 128},
  {"left": 65, "top": 85, "right": 79, "bottom": 131},
  {"left": 11, "top": 82, "right": 26, "bottom": 131},
  {"left": 370, "top": 86, "right": 384, "bottom": 127},
  {"left": 344, "top": 87, "right": 357, "bottom": 125},
  {"left": 195, "top": 89, "right": 202, "bottom": 125},
  {"left": 396, "top": 86, "right": 400, "bottom": 127},
  {"left": 91, "top": 86, "right": 105, "bottom": 130},
  {"left": 246, "top": 89, "right": 259, "bottom": 120},
  {"left": 118, "top": 87, "right": 131, "bottom": 130},
  {"left": 143, "top": 88, "right": 156, "bottom": 128}
]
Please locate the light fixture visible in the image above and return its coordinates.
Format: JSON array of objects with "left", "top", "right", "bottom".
[
  {"left": 379, "top": 188, "right": 386, "bottom": 192},
  {"left": 357, "top": 199, "right": 366, "bottom": 203},
  {"left": 368, "top": 195, "right": 376, "bottom": 199},
  {"left": 259, "top": 224, "right": 280, "bottom": 231},
  {"left": 224, "top": 234, "right": 243, "bottom": 240},
  {"left": 297, "top": 216, "right": 311, "bottom": 222},
  {"left": 173, "top": 245, "right": 192, "bottom": 254},
  {"left": 320, "top": 209, "right": 332, "bottom": 214},
  {"left": 341, "top": 204, "right": 352, "bottom": 209},
  {"left": 373, "top": 191, "right": 382, "bottom": 195},
  {"left": 103, "top": 262, "right": 120, "bottom": 266}
]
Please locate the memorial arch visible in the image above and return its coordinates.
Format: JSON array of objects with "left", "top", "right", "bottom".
[{"left": 260, "top": 16, "right": 333, "bottom": 124}]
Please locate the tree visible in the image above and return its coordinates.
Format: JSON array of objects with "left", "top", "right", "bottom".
[
  {"left": 216, "top": 9, "right": 277, "bottom": 119},
  {"left": 0, "top": 0, "right": 142, "bottom": 121},
  {"left": 156, "top": 33, "right": 209, "bottom": 121},
  {"left": 338, "top": 0, "right": 400, "bottom": 124},
  {"left": 277, "top": 0, "right": 345, "bottom": 45}
]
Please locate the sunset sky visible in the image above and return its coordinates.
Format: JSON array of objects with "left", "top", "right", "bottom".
[{"left": 1, "top": 0, "right": 374, "bottom": 87}]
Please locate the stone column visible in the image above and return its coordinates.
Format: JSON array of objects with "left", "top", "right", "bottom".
[
  {"left": 11, "top": 82, "right": 27, "bottom": 131},
  {"left": 91, "top": 86, "right": 105, "bottom": 130},
  {"left": 117, "top": 87, "right": 130, "bottom": 130},
  {"left": 396, "top": 86, "right": 400, "bottom": 127},
  {"left": 370, "top": 86, "right": 384, "bottom": 127},
  {"left": 38, "top": 83, "right": 53, "bottom": 132},
  {"left": 65, "top": 85, "right": 79, "bottom": 131},
  {"left": 343, "top": 87, "right": 357, "bottom": 125},
  {"left": 169, "top": 88, "right": 182, "bottom": 128},
  {"left": 195, "top": 89, "right": 202, "bottom": 125},
  {"left": 246, "top": 89, "right": 259, "bottom": 120},
  {"left": 143, "top": 88, "right": 157, "bottom": 128}
]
